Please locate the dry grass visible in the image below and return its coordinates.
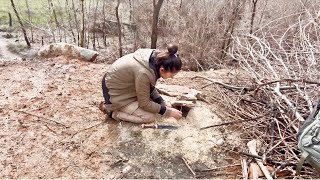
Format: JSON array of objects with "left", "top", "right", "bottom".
[{"left": 6, "top": 43, "right": 30, "bottom": 55}]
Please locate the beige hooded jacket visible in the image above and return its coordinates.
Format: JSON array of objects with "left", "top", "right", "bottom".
[{"left": 105, "top": 49, "right": 166, "bottom": 114}]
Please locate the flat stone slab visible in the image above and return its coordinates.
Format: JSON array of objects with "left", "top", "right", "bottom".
[{"left": 156, "top": 84, "right": 201, "bottom": 103}]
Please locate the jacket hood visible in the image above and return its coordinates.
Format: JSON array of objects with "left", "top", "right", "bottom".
[{"left": 132, "top": 48, "right": 155, "bottom": 72}]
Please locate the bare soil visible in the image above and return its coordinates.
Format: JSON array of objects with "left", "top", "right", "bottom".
[{"left": 0, "top": 33, "right": 242, "bottom": 178}]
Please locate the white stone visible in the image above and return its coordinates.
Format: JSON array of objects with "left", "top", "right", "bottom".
[
  {"left": 216, "top": 138, "right": 224, "bottom": 146},
  {"left": 38, "top": 43, "right": 99, "bottom": 62}
]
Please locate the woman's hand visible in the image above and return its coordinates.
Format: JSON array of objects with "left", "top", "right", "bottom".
[{"left": 168, "top": 108, "right": 182, "bottom": 119}]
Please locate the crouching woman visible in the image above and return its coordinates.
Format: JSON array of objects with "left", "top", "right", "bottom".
[{"left": 101, "top": 44, "right": 183, "bottom": 123}]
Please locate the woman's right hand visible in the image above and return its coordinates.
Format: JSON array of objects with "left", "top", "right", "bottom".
[{"left": 168, "top": 108, "right": 182, "bottom": 119}]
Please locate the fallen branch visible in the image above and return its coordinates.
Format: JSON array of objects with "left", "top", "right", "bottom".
[
  {"left": 195, "top": 163, "right": 241, "bottom": 172},
  {"left": 182, "top": 156, "right": 196, "bottom": 176},
  {"left": 241, "top": 159, "right": 248, "bottom": 180},
  {"left": 69, "top": 121, "right": 106, "bottom": 138},
  {"left": 274, "top": 83, "right": 305, "bottom": 122},
  {"left": 259, "top": 78, "right": 320, "bottom": 87},
  {"left": 247, "top": 140, "right": 273, "bottom": 180},
  {"left": 4, "top": 107, "right": 69, "bottom": 127},
  {"left": 200, "top": 112, "right": 270, "bottom": 130},
  {"left": 192, "top": 75, "right": 252, "bottom": 91},
  {"left": 239, "top": 152, "right": 295, "bottom": 166}
]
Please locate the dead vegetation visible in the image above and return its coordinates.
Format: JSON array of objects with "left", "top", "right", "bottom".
[{"left": 192, "top": 9, "right": 320, "bottom": 178}]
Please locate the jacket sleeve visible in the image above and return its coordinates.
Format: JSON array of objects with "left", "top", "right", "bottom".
[
  {"left": 135, "top": 73, "right": 166, "bottom": 114},
  {"left": 150, "top": 88, "right": 164, "bottom": 104}
]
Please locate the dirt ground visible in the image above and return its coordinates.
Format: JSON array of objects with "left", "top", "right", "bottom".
[{"left": 0, "top": 33, "right": 243, "bottom": 178}]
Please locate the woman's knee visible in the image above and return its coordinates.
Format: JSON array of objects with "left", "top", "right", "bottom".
[
  {"left": 140, "top": 113, "right": 156, "bottom": 123},
  {"left": 112, "top": 110, "right": 155, "bottom": 123}
]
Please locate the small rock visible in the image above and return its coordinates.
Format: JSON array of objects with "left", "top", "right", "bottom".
[
  {"left": 122, "top": 165, "right": 132, "bottom": 173},
  {"left": 216, "top": 138, "right": 224, "bottom": 146}
]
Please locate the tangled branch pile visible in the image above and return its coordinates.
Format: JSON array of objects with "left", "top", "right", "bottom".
[{"left": 210, "top": 13, "right": 320, "bottom": 178}]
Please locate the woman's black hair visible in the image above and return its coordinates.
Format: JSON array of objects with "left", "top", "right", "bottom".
[{"left": 155, "top": 44, "right": 182, "bottom": 72}]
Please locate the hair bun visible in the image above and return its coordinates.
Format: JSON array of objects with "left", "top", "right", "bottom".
[{"left": 167, "top": 44, "right": 178, "bottom": 55}]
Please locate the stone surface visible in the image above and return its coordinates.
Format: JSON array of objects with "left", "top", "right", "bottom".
[
  {"left": 156, "top": 84, "right": 201, "bottom": 103},
  {"left": 38, "top": 43, "right": 99, "bottom": 62}
]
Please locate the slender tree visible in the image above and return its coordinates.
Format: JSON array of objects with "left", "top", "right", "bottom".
[
  {"left": 220, "top": 0, "right": 245, "bottom": 60},
  {"left": 65, "top": 0, "right": 76, "bottom": 42},
  {"left": 46, "top": 0, "right": 56, "bottom": 42},
  {"left": 48, "top": 0, "right": 61, "bottom": 42},
  {"left": 102, "top": 0, "right": 107, "bottom": 47},
  {"left": 128, "top": 0, "right": 133, "bottom": 22},
  {"left": 71, "top": 0, "right": 80, "bottom": 45},
  {"left": 116, "top": 0, "right": 123, "bottom": 57},
  {"left": 151, "top": 0, "right": 164, "bottom": 49},
  {"left": 80, "top": 0, "right": 85, "bottom": 47},
  {"left": 25, "top": 0, "right": 34, "bottom": 42},
  {"left": 86, "top": 0, "right": 93, "bottom": 49},
  {"left": 92, "top": 0, "right": 99, "bottom": 50},
  {"left": 10, "top": 0, "right": 31, "bottom": 47},
  {"left": 250, "top": 0, "right": 258, "bottom": 34}
]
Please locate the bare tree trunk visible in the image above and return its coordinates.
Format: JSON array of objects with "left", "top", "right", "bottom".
[
  {"left": 102, "top": 0, "right": 107, "bottom": 47},
  {"left": 46, "top": 0, "right": 56, "bottom": 43},
  {"left": 128, "top": 0, "right": 138, "bottom": 50},
  {"left": 80, "top": 0, "right": 85, "bottom": 47},
  {"left": 10, "top": 0, "right": 31, "bottom": 47},
  {"left": 86, "top": 0, "right": 92, "bottom": 49},
  {"left": 257, "top": 0, "right": 268, "bottom": 27},
  {"left": 72, "top": 0, "right": 80, "bottom": 45},
  {"left": 128, "top": 0, "right": 133, "bottom": 22},
  {"left": 220, "top": 0, "right": 244, "bottom": 60},
  {"left": 25, "top": 0, "right": 34, "bottom": 42},
  {"left": 116, "top": 0, "right": 123, "bottom": 57},
  {"left": 92, "top": 0, "right": 99, "bottom": 50},
  {"left": 47, "top": 21, "right": 56, "bottom": 43},
  {"left": 151, "top": 0, "right": 164, "bottom": 49},
  {"left": 250, "top": 0, "right": 258, "bottom": 34},
  {"left": 8, "top": 12, "right": 12, "bottom": 27},
  {"left": 48, "top": 0, "right": 61, "bottom": 42},
  {"left": 65, "top": 0, "right": 76, "bottom": 43}
]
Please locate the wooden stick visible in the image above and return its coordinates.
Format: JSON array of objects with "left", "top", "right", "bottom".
[
  {"left": 182, "top": 156, "right": 196, "bottom": 176},
  {"left": 200, "top": 112, "right": 270, "bottom": 130},
  {"left": 247, "top": 140, "right": 273, "bottom": 180},
  {"left": 239, "top": 152, "right": 296, "bottom": 166},
  {"left": 258, "top": 78, "right": 320, "bottom": 87},
  {"left": 4, "top": 107, "right": 69, "bottom": 127},
  {"left": 195, "top": 163, "right": 241, "bottom": 172},
  {"left": 192, "top": 75, "right": 252, "bottom": 91},
  {"left": 274, "top": 83, "right": 305, "bottom": 122},
  {"left": 241, "top": 159, "right": 248, "bottom": 180}
]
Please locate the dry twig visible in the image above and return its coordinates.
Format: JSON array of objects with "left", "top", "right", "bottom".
[
  {"left": 181, "top": 156, "right": 196, "bottom": 176},
  {"left": 4, "top": 107, "right": 69, "bottom": 127}
]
